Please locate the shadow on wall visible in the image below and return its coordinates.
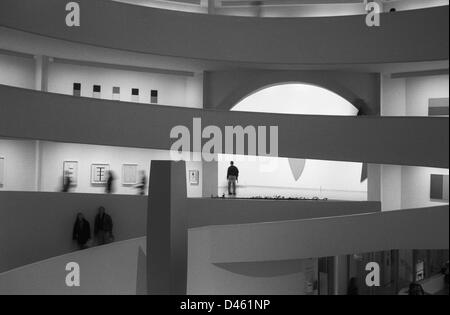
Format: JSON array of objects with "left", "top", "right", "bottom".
[{"left": 213, "top": 259, "right": 311, "bottom": 277}]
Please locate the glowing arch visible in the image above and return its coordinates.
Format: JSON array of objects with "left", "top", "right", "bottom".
[{"left": 231, "top": 83, "right": 359, "bottom": 116}]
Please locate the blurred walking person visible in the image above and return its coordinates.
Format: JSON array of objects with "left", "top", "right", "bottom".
[
  {"left": 72, "top": 213, "right": 91, "bottom": 250},
  {"left": 105, "top": 170, "right": 115, "bottom": 194},
  {"left": 94, "top": 206, "right": 114, "bottom": 245}
]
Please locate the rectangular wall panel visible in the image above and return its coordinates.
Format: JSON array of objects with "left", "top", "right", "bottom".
[
  {"left": 0, "top": 157, "right": 4, "bottom": 186},
  {"left": 430, "top": 174, "right": 449, "bottom": 201},
  {"left": 429, "top": 98, "right": 449, "bottom": 116}
]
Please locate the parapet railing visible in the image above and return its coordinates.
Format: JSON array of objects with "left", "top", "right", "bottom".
[{"left": 113, "top": 0, "right": 449, "bottom": 17}]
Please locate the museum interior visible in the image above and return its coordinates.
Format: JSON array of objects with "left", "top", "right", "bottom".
[{"left": 0, "top": 0, "right": 449, "bottom": 295}]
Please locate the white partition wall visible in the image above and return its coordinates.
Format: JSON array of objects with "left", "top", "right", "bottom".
[
  {"left": 0, "top": 52, "right": 34, "bottom": 89},
  {"left": 0, "top": 139, "right": 37, "bottom": 192},
  {"left": 217, "top": 155, "right": 367, "bottom": 201},
  {"left": 0, "top": 138, "right": 203, "bottom": 197}
]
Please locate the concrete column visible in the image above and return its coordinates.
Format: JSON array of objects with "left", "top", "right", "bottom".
[
  {"left": 379, "top": 74, "right": 406, "bottom": 210},
  {"left": 147, "top": 161, "right": 188, "bottom": 295},
  {"left": 33, "top": 55, "right": 49, "bottom": 191},
  {"left": 202, "top": 160, "right": 218, "bottom": 197},
  {"left": 34, "top": 55, "right": 49, "bottom": 92},
  {"left": 333, "top": 255, "right": 349, "bottom": 295},
  {"left": 368, "top": 164, "right": 382, "bottom": 202}
]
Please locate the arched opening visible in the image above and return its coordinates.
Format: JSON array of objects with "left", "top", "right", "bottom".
[
  {"left": 218, "top": 83, "right": 367, "bottom": 201},
  {"left": 231, "top": 83, "right": 359, "bottom": 116}
]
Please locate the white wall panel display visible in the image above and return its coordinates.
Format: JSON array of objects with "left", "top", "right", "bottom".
[
  {"left": 91, "top": 164, "right": 110, "bottom": 185},
  {"left": 63, "top": 161, "right": 78, "bottom": 186},
  {"left": 0, "top": 140, "right": 202, "bottom": 196},
  {"left": 122, "top": 164, "right": 138, "bottom": 185},
  {"left": 0, "top": 157, "right": 5, "bottom": 186}
]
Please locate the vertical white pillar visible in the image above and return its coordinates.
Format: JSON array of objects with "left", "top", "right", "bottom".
[
  {"left": 379, "top": 74, "right": 406, "bottom": 210},
  {"left": 202, "top": 159, "right": 218, "bottom": 198},
  {"left": 33, "top": 55, "right": 50, "bottom": 191},
  {"left": 368, "top": 164, "right": 382, "bottom": 202}
]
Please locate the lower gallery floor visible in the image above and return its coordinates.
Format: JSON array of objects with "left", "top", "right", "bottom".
[{"left": 0, "top": 235, "right": 448, "bottom": 295}]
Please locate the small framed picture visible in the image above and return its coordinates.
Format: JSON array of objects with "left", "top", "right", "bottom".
[
  {"left": 122, "top": 164, "right": 138, "bottom": 185},
  {"left": 63, "top": 161, "right": 78, "bottom": 186},
  {"left": 73, "top": 83, "right": 81, "bottom": 97},
  {"left": 91, "top": 164, "right": 110, "bottom": 185},
  {"left": 0, "top": 157, "right": 5, "bottom": 186},
  {"left": 189, "top": 170, "right": 199, "bottom": 186}
]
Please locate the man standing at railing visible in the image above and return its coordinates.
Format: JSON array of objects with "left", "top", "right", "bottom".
[{"left": 227, "top": 161, "right": 239, "bottom": 196}]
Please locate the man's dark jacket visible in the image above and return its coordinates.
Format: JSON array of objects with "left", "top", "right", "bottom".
[
  {"left": 227, "top": 166, "right": 239, "bottom": 179},
  {"left": 73, "top": 219, "right": 91, "bottom": 245},
  {"left": 94, "top": 213, "right": 113, "bottom": 235}
]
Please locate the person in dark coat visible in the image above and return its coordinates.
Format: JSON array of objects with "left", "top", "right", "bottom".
[
  {"left": 72, "top": 213, "right": 91, "bottom": 250},
  {"left": 62, "top": 171, "right": 72, "bottom": 193},
  {"left": 105, "top": 171, "right": 115, "bottom": 194},
  {"left": 408, "top": 282, "right": 425, "bottom": 295},
  {"left": 227, "top": 161, "right": 239, "bottom": 196},
  {"left": 135, "top": 170, "right": 147, "bottom": 195},
  {"left": 347, "top": 277, "right": 359, "bottom": 295},
  {"left": 94, "top": 206, "right": 113, "bottom": 245}
]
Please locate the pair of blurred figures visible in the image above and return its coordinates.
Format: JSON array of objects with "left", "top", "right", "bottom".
[{"left": 72, "top": 206, "right": 114, "bottom": 250}]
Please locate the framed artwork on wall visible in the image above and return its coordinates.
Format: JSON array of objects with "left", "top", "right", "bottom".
[
  {"left": 91, "top": 164, "right": 110, "bottom": 185},
  {"left": 93, "top": 85, "right": 101, "bottom": 99},
  {"left": 132, "top": 88, "right": 139, "bottom": 102},
  {"left": 428, "top": 98, "right": 449, "bottom": 116},
  {"left": 151, "top": 90, "right": 158, "bottom": 104},
  {"left": 0, "top": 157, "right": 5, "bottom": 186},
  {"left": 63, "top": 161, "right": 78, "bottom": 187},
  {"left": 73, "top": 83, "right": 81, "bottom": 97},
  {"left": 189, "top": 170, "right": 199, "bottom": 186},
  {"left": 430, "top": 174, "right": 449, "bottom": 201},
  {"left": 122, "top": 164, "right": 138, "bottom": 185}
]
